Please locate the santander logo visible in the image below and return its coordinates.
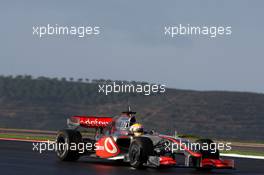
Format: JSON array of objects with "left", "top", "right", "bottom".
[
  {"left": 104, "top": 137, "right": 117, "bottom": 154},
  {"left": 95, "top": 136, "right": 120, "bottom": 158}
]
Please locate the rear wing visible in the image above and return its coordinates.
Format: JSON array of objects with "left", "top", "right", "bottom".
[{"left": 67, "top": 116, "right": 112, "bottom": 128}]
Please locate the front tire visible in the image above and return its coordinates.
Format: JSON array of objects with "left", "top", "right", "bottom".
[
  {"left": 56, "top": 129, "right": 82, "bottom": 161},
  {"left": 129, "top": 137, "right": 154, "bottom": 169}
]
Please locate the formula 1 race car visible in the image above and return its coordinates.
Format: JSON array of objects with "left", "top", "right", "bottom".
[{"left": 55, "top": 107, "right": 234, "bottom": 170}]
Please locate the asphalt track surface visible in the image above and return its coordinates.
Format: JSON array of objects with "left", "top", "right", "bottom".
[{"left": 0, "top": 140, "right": 263, "bottom": 175}]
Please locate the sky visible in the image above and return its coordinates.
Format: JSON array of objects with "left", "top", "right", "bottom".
[{"left": 0, "top": 0, "right": 264, "bottom": 93}]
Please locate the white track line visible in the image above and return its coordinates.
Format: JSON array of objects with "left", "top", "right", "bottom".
[
  {"left": 221, "top": 153, "right": 264, "bottom": 160},
  {"left": 1, "top": 138, "right": 263, "bottom": 160}
]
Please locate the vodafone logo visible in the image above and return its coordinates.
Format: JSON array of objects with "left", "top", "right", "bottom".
[
  {"left": 104, "top": 137, "right": 117, "bottom": 154},
  {"left": 72, "top": 116, "right": 112, "bottom": 128},
  {"left": 84, "top": 118, "right": 110, "bottom": 127}
]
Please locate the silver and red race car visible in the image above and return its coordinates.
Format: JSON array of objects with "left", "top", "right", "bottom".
[{"left": 55, "top": 108, "right": 234, "bottom": 170}]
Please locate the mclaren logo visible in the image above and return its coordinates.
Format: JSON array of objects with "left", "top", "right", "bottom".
[{"left": 104, "top": 137, "right": 117, "bottom": 154}]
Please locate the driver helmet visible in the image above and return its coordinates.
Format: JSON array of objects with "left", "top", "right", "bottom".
[{"left": 129, "top": 123, "right": 144, "bottom": 136}]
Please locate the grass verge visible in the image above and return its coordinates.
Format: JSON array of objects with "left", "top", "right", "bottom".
[{"left": 0, "top": 133, "right": 55, "bottom": 141}]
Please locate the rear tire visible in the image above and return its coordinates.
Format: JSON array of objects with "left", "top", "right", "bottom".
[
  {"left": 129, "top": 137, "right": 154, "bottom": 169},
  {"left": 56, "top": 129, "right": 82, "bottom": 161}
]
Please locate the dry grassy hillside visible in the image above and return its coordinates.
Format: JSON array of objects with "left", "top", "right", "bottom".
[{"left": 0, "top": 75, "right": 263, "bottom": 141}]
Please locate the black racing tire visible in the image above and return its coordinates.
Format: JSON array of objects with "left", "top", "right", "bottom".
[
  {"left": 129, "top": 137, "right": 154, "bottom": 169},
  {"left": 56, "top": 129, "right": 82, "bottom": 161}
]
